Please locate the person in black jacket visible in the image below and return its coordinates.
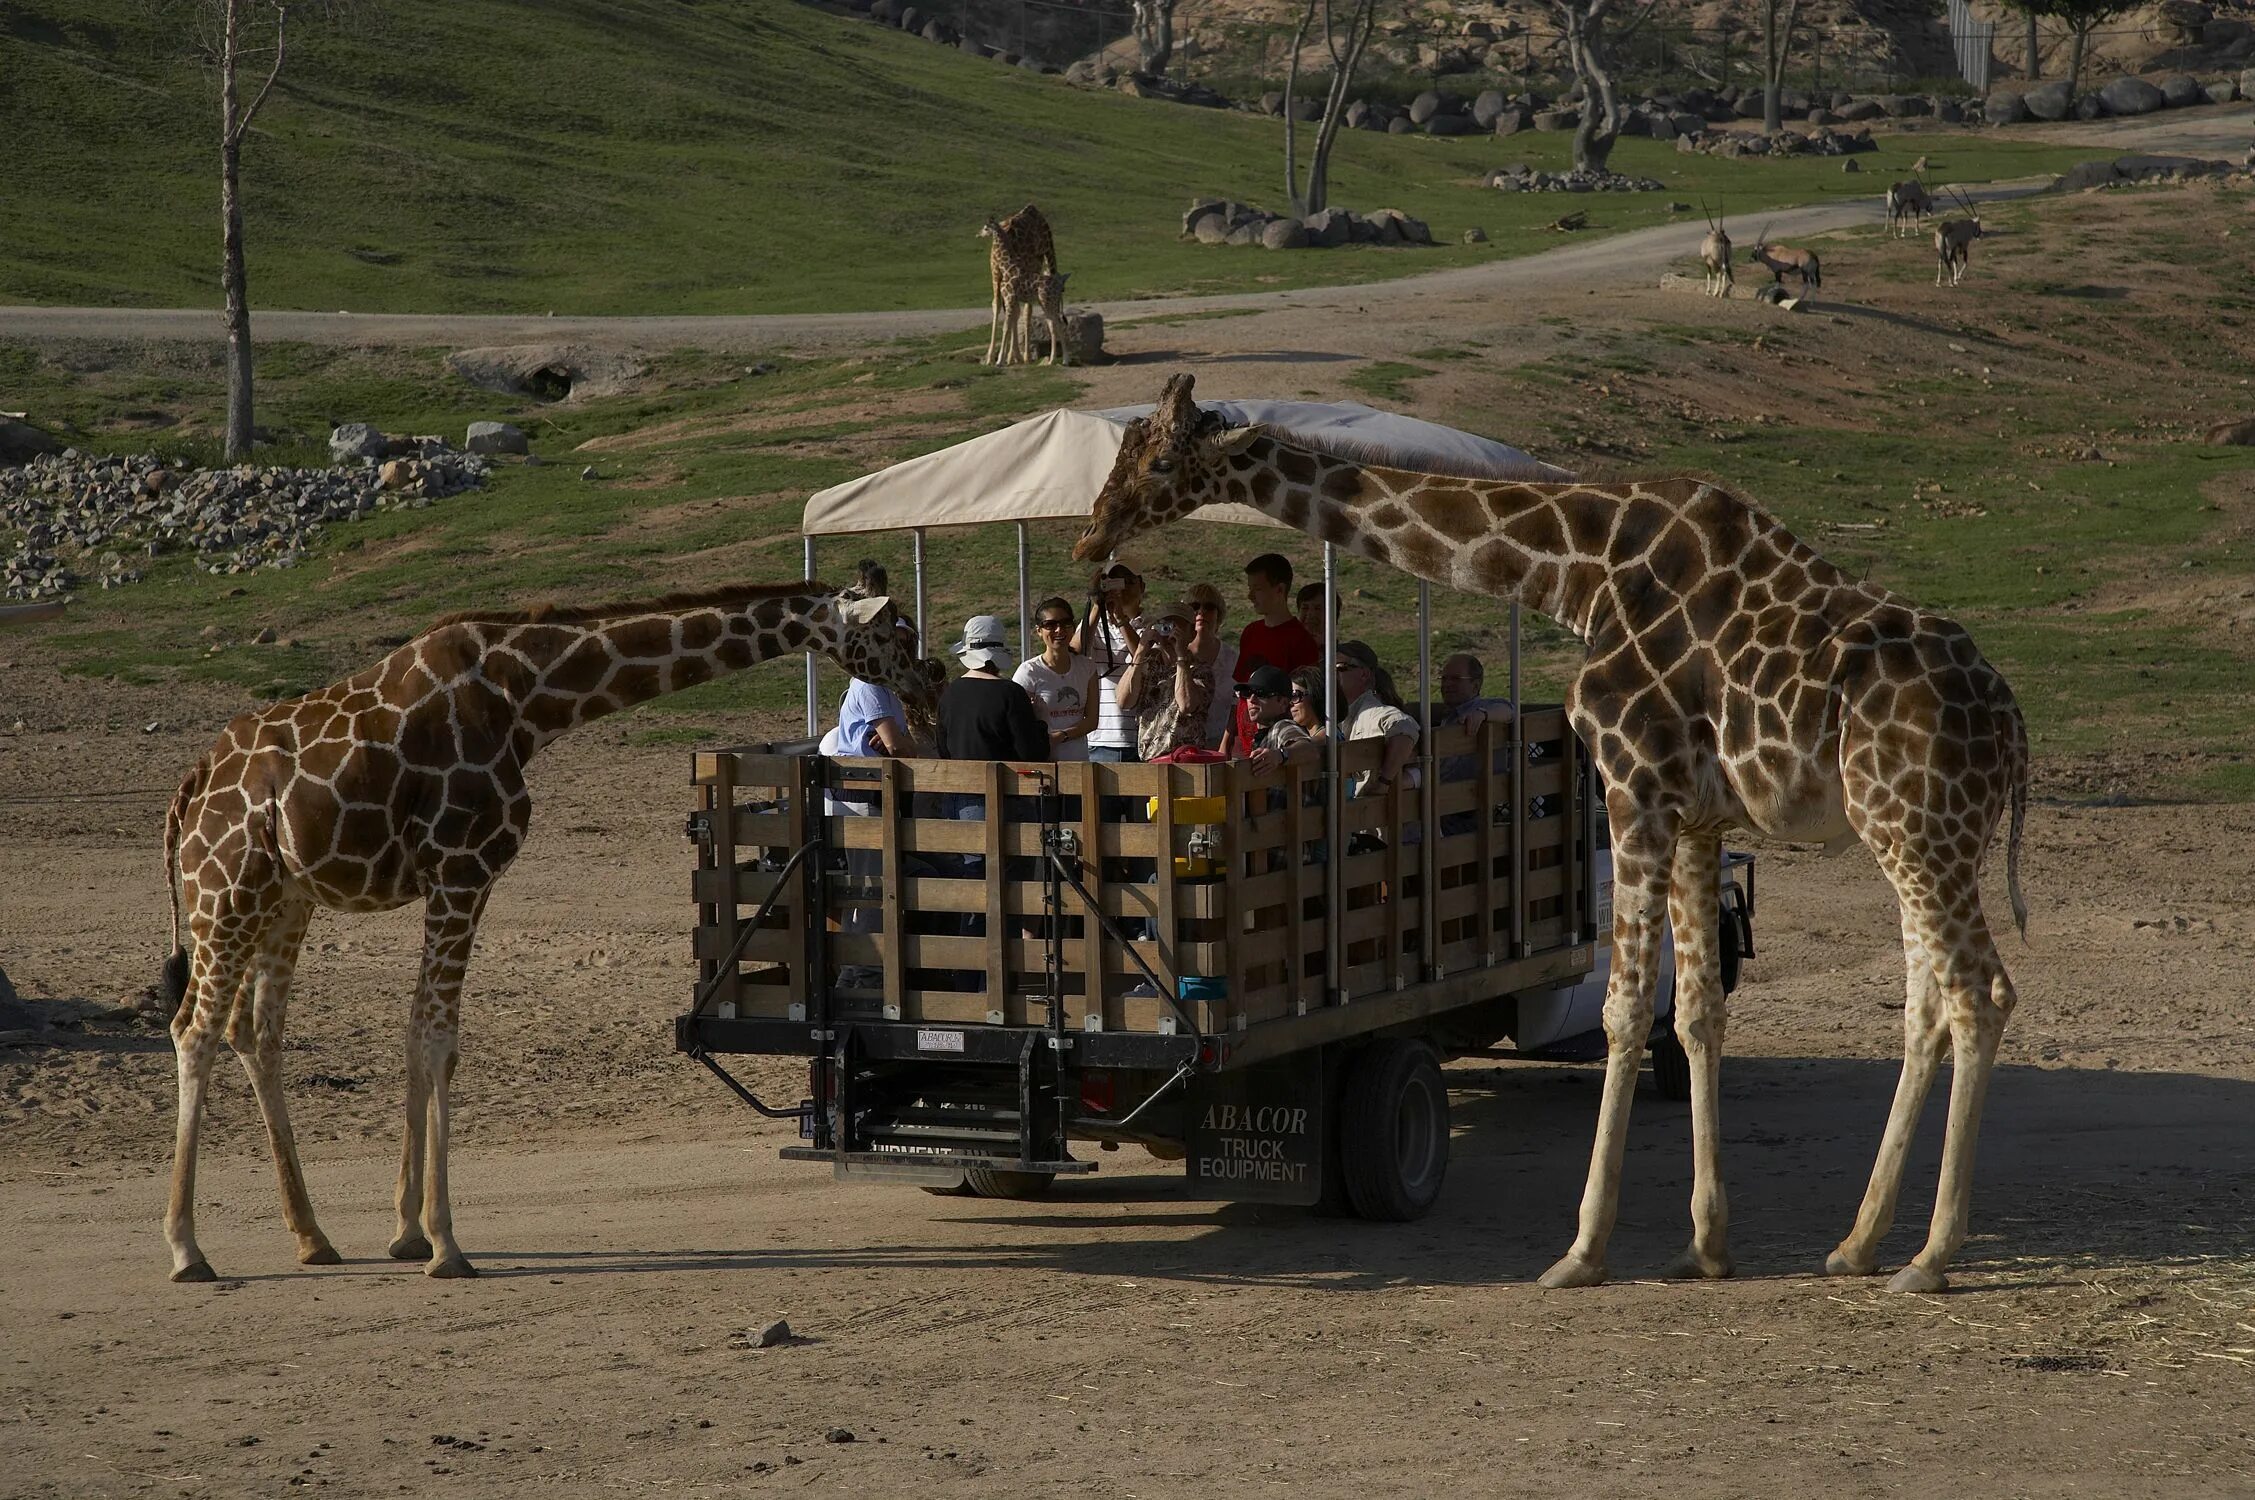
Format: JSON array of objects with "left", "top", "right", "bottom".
[{"left": 939, "top": 614, "right": 1049, "bottom": 762}]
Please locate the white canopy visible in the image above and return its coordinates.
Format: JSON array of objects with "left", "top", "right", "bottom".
[{"left": 799, "top": 398, "right": 1571, "bottom": 537}]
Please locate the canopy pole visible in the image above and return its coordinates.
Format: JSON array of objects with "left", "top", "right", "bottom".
[
  {"left": 912, "top": 529, "right": 928, "bottom": 642},
  {"left": 1509, "top": 603, "right": 1521, "bottom": 722},
  {"left": 1323, "top": 543, "right": 1341, "bottom": 1010},
  {"left": 1015, "top": 522, "right": 1032, "bottom": 663},
  {"left": 804, "top": 536, "right": 819, "bottom": 738},
  {"left": 1418, "top": 580, "right": 1437, "bottom": 979}
]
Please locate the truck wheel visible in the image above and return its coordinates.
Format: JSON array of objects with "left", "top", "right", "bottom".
[
  {"left": 1649, "top": 1029, "right": 1692, "bottom": 1102},
  {"left": 964, "top": 1167, "right": 1055, "bottom": 1200},
  {"left": 922, "top": 1174, "right": 977, "bottom": 1197},
  {"left": 1337, "top": 1039, "right": 1449, "bottom": 1222},
  {"left": 1719, "top": 904, "right": 1743, "bottom": 994}
]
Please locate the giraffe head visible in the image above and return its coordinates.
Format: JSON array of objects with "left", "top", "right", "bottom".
[
  {"left": 1073, "top": 373, "right": 1263, "bottom": 563},
  {"left": 829, "top": 592, "right": 945, "bottom": 733}
]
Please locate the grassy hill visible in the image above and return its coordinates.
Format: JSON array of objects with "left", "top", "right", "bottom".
[{"left": 0, "top": 0, "right": 2091, "bottom": 315}]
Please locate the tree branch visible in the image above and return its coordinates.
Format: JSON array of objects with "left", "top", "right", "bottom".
[{"left": 229, "top": 2, "right": 288, "bottom": 145}]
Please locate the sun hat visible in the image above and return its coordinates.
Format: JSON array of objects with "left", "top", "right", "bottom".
[{"left": 950, "top": 614, "right": 1014, "bottom": 673}]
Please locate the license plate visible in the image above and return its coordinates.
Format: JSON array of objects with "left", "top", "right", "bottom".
[
  {"left": 916, "top": 1028, "right": 965, "bottom": 1053},
  {"left": 797, "top": 1105, "right": 815, "bottom": 1139}
]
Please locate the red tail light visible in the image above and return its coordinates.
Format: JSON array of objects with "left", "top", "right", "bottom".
[{"left": 1079, "top": 1072, "right": 1116, "bottom": 1115}]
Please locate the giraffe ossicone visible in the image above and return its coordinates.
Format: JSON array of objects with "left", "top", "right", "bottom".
[
  {"left": 157, "top": 581, "right": 941, "bottom": 1284},
  {"left": 1078, "top": 372, "right": 2030, "bottom": 1294}
]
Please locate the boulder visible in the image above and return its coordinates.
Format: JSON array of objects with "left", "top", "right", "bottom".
[
  {"left": 1842, "top": 158, "right": 1861, "bottom": 173},
  {"left": 1192, "top": 213, "right": 1231, "bottom": 245},
  {"left": 1260, "top": 219, "right": 1309, "bottom": 250},
  {"left": 1938, "top": 98, "right": 1964, "bottom": 123},
  {"left": 1837, "top": 97, "right": 1886, "bottom": 121},
  {"left": 1534, "top": 107, "right": 1578, "bottom": 131},
  {"left": 1471, "top": 89, "right": 1507, "bottom": 128},
  {"left": 918, "top": 17, "right": 955, "bottom": 44},
  {"left": 1346, "top": 99, "right": 1372, "bottom": 129},
  {"left": 1883, "top": 93, "right": 1933, "bottom": 116},
  {"left": 1493, "top": 106, "right": 1530, "bottom": 135},
  {"left": 1260, "top": 91, "right": 1285, "bottom": 116},
  {"left": 2024, "top": 80, "right": 2074, "bottom": 119},
  {"left": 377, "top": 459, "right": 415, "bottom": 491},
  {"left": 2158, "top": 74, "right": 2202, "bottom": 107},
  {"left": 1303, "top": 207, "right": 1354, "bottom": 247},
  {"left": 868, "top": 0, "right": 900, "bottom": 20},
  {"left": 897, "top": 6, "right": 921, "bottom": 33},
  {"left": 329, "top": 422, "right": 387, "bottom": 463},
  {"left": 1464, "top": 226, "right": 1488, "bottom": 243},
  {"left": 2053, "top": 159, "right": 2121, "bottom": 191},
  {"left": 1225, "top": 221, "right": 1263, "bottom": 246},
  {"left": 1409, "top": 89, "right": 1444, "bottom": 125},
  {"left": 1424, "top": 112, "right": 1473, "bottom": 136},
  {"left": 1183, "top": 198, "right": 1227, "bottom": 235},
  {"left": 465, "top": 421, "right": 528, "bottom": 456},
  {"left": 1735, "top": 93, "right": 1767, "bottom": 119},
  {"left": 2206, "top": 17, "right": 2251, "bottom": 45},
  {"left": 2245, "top": 65, "right": 2255, "bottom": 98},
  {"left": 2098, "top": 76, "right": 2165, "bottom": 115},
  {"left": 2205, "top": 79, "right": 2238, "bottom": 104},
  {"left": 0, "top": 418, "right": 59, "bottom": 465},
  {"left": 1387, "top": 116, "right": 1415, "bottom": 134},
  {"left": 1671, "top": 111, "right": 1707, "bottom": 137},
  {"left": 1288, "top": 97, "right": 1321, "bottom": 121},
  {"left": 1807, "top": 107, "right": 1839, "bottom": 126},
  {"left": 958, "top": 35, "right": 987, "bottom": 56},
  {"left": 1617, "top": 109, "right": 1651, "bottom": 137},
  {"left": 1986, "top": 88, "right": 2026, "bottom": 124},
  {"left": 2074, "top": 91, "right": 2105, "bottom": 120}
]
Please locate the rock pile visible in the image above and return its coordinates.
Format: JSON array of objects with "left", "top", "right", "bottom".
[
  {"left": 1484, "top": 164, "right": 1666, "bottom": 192},
  {"left": 1670, "top": 125, "right": 1878, "bottom": 158},
  {"left": 1, "top": 441, "right": 490, "bottom": 602},
  {"left": 1990, "top": 69, "right": 2245, "bottom": 124},
  {"left": 1183, "top": 199, "right": 1434, "bottom": 249},
  {"left": 2052, "top": 153, "right": 2249, "bottom": 192}
]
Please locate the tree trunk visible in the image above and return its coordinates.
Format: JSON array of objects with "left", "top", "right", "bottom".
[
  {"left": 2066, "top": 24, "right": 2086, "bottom": 94},
  {"left": 1281, "top": 0, "right": 1317, "bottom": 214},
  {"left": 1133, "top": 0, "right": 1175, "bottom": 75},
  {"left": 1305, "top": 0, "right": 1374, "bottom": 215},
  {"left": 1564, "top": 11, "right": 1621, "bottom": 175},
  {"left": 2025, "top": 13, "right": 2040, "bottom": 79},
  {"left": 220, "top": 0, "right": 254, "bottom": 464},
  {"left": 1761, "top": 4, "right": 1783, "bottom": 132}
]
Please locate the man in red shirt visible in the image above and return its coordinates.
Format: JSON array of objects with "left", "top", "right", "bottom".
[{"left": 1224, "top": 552, "right": 1321, "bottom": 755}]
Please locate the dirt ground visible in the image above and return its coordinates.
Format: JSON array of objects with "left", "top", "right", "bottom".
[{"left": 6, "top": 151, "right": 2255, "bottom": 1496}]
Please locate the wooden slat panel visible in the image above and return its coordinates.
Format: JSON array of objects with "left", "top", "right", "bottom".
[
  {"left": 830, "top": 818, "right": 1162, "bottom": 858},
  {"left": 878, "top": 759, "right": 907, "bottom": 1019},
  {"left": 786, "top": 756, "right": 811, "bottom": 1015},
  {"left": 723, "top": 808, "right": 793, "bottom": 849},
  {"left": 983, "top": 759, "right": 1008, "bottom": 1008}
]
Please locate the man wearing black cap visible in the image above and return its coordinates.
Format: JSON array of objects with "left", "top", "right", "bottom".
[{"left": 1237, "top": 664, "right": 1317, "bottom": 774}]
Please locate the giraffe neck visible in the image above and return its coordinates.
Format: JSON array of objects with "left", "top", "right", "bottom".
[
  {"left": 489, "top": 591, "right": 840, "bottom": 754},
  {"left": 1216, "top": 436, "right": 1629, "bottom": 641}
]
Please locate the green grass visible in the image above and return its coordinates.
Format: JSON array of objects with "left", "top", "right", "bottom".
[{"left": 0, "top": 1, "right": 2101, "bottom": 316}]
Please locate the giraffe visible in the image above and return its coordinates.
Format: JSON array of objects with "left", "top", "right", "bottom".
[
  {"left": 156, "top": 582, "right": 942, "bottom": 1284},
  {"left": 979, "top": 203, "right": 1057, "bottom": 366},
  {"left": 1075, "top": 373, "right": 2030, "bottom": 1294},
  {"left": 1026, "top": 270, "right": 1074, "bottom": 367}
]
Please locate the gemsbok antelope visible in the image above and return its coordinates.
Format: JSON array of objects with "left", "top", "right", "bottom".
[
  {"left": 1933, "top": 189, "right": 1984, "bottom": 288},
  {"left": 1751, "top": 223, "right": 1822, "bottom": 293},
  {"left": 1699, "top": 201, "right": 1733, "bottom": 298},
  {"left": 1886, "top": 178, "right": 1933, "bottom": 239}
]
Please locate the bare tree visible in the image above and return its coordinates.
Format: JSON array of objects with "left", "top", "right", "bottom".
[
  {"left": 1756, "top": 0, "right": 1804, "bottom": 133},
  {"left": 1131, "top": 0, "right": 1179, "bottom": 75},
  {"left": 1283, "top": 0, "right": 1381, "bottom": 216},
  {"left": 144, "top": 2, "right": 363, "bottom": 461},
  {"left": 1549, "top": 0, "right": 1662, "bottom": 176},
  {"left": 2004, "top": 0, "right": 2134, "bottom": 94}
]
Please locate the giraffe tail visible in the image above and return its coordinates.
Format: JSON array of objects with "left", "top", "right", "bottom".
[{"left": 159, "top": 756, "right": 206, "bottom": 1019}]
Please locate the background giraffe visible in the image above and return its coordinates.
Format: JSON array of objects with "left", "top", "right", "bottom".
[
  {"left": 1076, "top": 373, "right": 2030, "bottom": 1295},
  {"left": 979, "top": 202, "right": 1058, "bottom": 365},
  {"left": 157, "top": 582, "right": 940, "bottom": 1284}
]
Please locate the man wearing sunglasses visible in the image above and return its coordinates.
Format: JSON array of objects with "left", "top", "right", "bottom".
[{"left": 1237, "top": 664, "right": 1317, "bottom": 774}]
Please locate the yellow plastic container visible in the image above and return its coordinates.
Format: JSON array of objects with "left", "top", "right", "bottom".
[{"left": 1151, "top": 794, "right": 1228, "bottom": 878}]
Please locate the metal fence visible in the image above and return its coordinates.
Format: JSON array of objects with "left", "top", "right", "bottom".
[{"left": 1946, "top": 0, "right": 1995, "bottom": 93}]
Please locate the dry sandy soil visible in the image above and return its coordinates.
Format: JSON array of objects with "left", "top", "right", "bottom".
[{"left": 6, "top": 129, "right": 2255, "bottom": 1496}]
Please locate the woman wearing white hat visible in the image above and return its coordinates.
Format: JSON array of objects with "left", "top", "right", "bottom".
[{"left": 939, "top": 613, "right": 1048, "bottom": 763}]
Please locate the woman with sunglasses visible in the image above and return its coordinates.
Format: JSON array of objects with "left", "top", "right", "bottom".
[{"left": 1013, "top": 594, "right": 1099, "bottom": 760}]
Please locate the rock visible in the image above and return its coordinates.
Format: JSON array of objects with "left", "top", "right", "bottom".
[
  {"left": 1192, "top": 213, "right": 1231, "bottom": 245},
  {"left": 252, "top": 626, "right": 278, "bottom": 645},
  {"left": 1409, "top": 89, "right": 1444, "bottom": 125},
  {"left": 2205, "top": 79, "right": 2239, "bottom": 104},
  {"left": 1463, "top": 226, "right": 1488, "bottom": 244},
  {"left": 1533, "top": 107, "right": 1578, "bottom": 131},
  {"left": 1225, "top": 220, "right": 1262, "bottom": 246},
  {"left": 1986, "top": 89, "right": 2026, "bottom": 124},
  {"left": 1259, "top": 219, "right": 1309, "bottom": 250},
  {"left": 2098, "top": 76, "right": 2164, "bottom": 115},
  {"left": 2024, "top": 80, "right": 2074, "bottom": 120},
  {"left": 1259, "top": 91, "right": 1284, "bottom": 116},
  {"left": 895, "top": 6, "right": 921, "bottom": 32},
  {"left": 378, "top": 459, "right": 415, "bottom": 491},
  {"left": 825, "top": 1428, "right": 855, "bottom": 1444},
  {"left": 1386, "top": 116, "right": 1414, "bottom": 134},
  {"left": 1842, "top": 158, "right": 1861, "bottom": 173},
  {"left": 1302, "top": 207, "right": 1353, "bottom": 248},
  {"left": 465, "top": 421, "right": 528, "bottom": 456},
  {"left": 1670, "top": 112, "right": 1706, "bottom": 138},
  {"left": 1471, "top": 89, "right": 1507, "bottom": 129},
  {"left": 1836, "top": 98, "right": 1886, "bottom": 121},
  {"left": 1423, "top": 112, "right": 1472, "bottom": 136},
  {"left": 2054, "top": 159, "right": 2122, "bottom": 191},
  {"left": 328, "top": 423, "right": 387, "bottom": 463},
  {"left": 752, "top": 1318, "right": 792, "bottom": 1348},
  {"left": 2208, "top": 17, "right": 2251, "bottom": 44},
  {"left": 1937, "top": 98, "right": 1964, "bottom": 123},
  {"left": 2071, "top": 91, "right": 2103, "bottom": 120},
  {"left": 1182, "top": 198, "right": 1227, "bottom": 235},
  {"left": 2158, "top": 74, "right": 2202, "bottom": 107},
  {"left": 581, "top": 465, "right": 598, "bottom": 480},
  {"left": 1880, "top": 93, "right": 1932, "bottom": 117},
  {"left": 1493, "top": 106, "right": 1529, "bottom": 136},
  {"left": 2244, "top": 65, "right": 2255, "bottom": 98},
  {"left": 2206, "top": 417, "right": 2255, "bottom": 445}
]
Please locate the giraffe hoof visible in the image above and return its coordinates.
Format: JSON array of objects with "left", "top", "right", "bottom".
[
  {"left": 1659, "top": 1249, "right": 1734, "bottom": 1281},
  {"left": 1887, "top": 1263, "right": 1948, "bottom": 1294},
  {"left": 1537, "top": 1253, "right": 1607, "bottom": 1290},
  {"left": 170, "top": 1260, "right": 217, "bottom": 1284},
  {"left": 387, "top": 1234, "right": 432, "bottom": 1261},
  {"left": 298, "top": 1241, "right": 343, "bottom": 1266},
  {"left": 1824, "top": 1248, "right": 1880, "bottom": 1278},
  {"left": 425, "top": 1254, "right": 479, "bottom": 1280}
]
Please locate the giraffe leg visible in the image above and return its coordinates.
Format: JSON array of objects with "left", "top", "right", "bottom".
[
  {"left": 227, "top": 898, "right": 340, "bottom": 1266},
  {"left": 986, "top": 283, "right": 1005, "bottom": 365},
  {"left": 1826, "top": 905, "right": 1947, "bottom": 1278},
  {"left": 388, "top": 1041, "right": 433, "bottom": 1261},
  {"left": 1539, "top": 808, "right": 1677, "bottom": 1289},
  {"left": 1891, "top": 917, "right": 2013, "bottom": 1293},
  {"left": 413, "top": 885, "right": 489, "bottom": 1279},
  {"left": 165, "top": 925, "right": 252, "bottom": 1282},
  {"left": 1658, "top": 831, "right": 1732, "bottom": 1281}
]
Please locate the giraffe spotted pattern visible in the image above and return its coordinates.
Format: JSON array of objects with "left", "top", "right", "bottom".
[
  {"left": 157, "top": 582, "right": 942, "bottom": 1284},
  {"left": 1078, "top": 372, "right": 2030, "bottom": 1294}
]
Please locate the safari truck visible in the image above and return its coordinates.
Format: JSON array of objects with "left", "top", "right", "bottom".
[{"left": 674, "top": 401, "right": 1755, "bottom": 1220}]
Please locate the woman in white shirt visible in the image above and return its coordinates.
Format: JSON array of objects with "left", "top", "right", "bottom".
[
  {"left": 1013, "top": 595, "right": 1099, "bottom": 760},
  {"left": 1075, "top": 562, "right": 1145, "bottom": 763}
]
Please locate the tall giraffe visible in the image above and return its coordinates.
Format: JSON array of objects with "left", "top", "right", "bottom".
[
  {"left": 157, "top": 582, "right": 941, "bottom": 1283},
  {"left": 1075, "top": 374, "right": 2030, "bottom": 1294},
  {"left": 979, "top": 203, "right": 1057, "bottom": 366}
]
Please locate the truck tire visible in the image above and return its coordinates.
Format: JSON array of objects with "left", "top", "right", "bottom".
[
  {"left": 1651, "top": 910, "right": 1739, "bottom": 1101},
  {"left": 922, "top": 1174, "right": 977, "bottom": 1197},
  {"left": 964, "top": 1167, "right": 1055, "bottom": 1200},
  {"left": 1337, "top": 1039, "right": 1450, "bottom": 1222}
]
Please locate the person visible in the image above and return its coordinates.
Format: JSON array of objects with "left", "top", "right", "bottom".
[
  {"left": 1013, "top": 595, "right": 1098, "bottom": 760},
  {"left": 1239, "top": 665, "right": 1317, "bottom": 774},
  {"left": 818, "top": 618, "right": 920, "bottom": 991},
  {"left": 1075, "top": 562, "right": 1145, "bottom": 764},
  {"left": 1187, "top": 580, "right": 1239, "bottom": 748},
  {"left": 1296, "top": 581, "right": 1339, "bottom": 644},
  {"left": 939, "top": 614, "right": 1047, "bottom": 763},
  {"left": 1117, "top": 593, "right": 1228, "bottom": 761},
  {"left": 1225, "top": 553, "right": 1320, "bottom": 756},
  {"left": 1287, "top": 664, "right": 1328, "bottom": 739},
  {"left": 1333, "top": 639, "right": 1418, "bottom": 801},
  {"left": 1430, "top": 653, "right": 1513, "bottom": 838},
  {"left": 854, "top": 557, "right": 889, "bottom": 599}
]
